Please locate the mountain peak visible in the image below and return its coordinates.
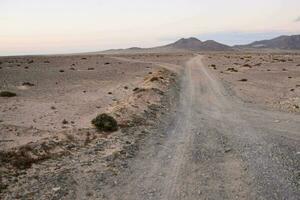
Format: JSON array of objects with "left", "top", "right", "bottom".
[{"left": 165, "top": 37, "right": 232, "bottom": 51}]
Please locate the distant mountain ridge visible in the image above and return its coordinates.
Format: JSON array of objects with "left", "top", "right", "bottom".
[
  {"left": 236, "top": 34, "right": 300, "bottom": 50},
  {"left": 163, "top": 37, "right": 232, "bottom": 51},
  {"left": 101, "top": 37, "right": 233, "bottom": 54},
  {"left": 100, "top": 34, "right": 300, "bottom": 54}
]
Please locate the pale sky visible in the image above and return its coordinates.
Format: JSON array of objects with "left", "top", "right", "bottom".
[{"left": 1, "top": 0, "right": 300, "bottom": 55}]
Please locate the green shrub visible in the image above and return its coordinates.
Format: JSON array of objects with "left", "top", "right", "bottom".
[
  {"left": 91, "top": 113, "right": 118, "bottom": 132},
  {"left": 0, "top": 91, "right": 16, "bottom": 97}
]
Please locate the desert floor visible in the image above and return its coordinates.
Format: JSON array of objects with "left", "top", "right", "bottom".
[{"left": 0, "top": 52, "right": 299, "bottom": 199}]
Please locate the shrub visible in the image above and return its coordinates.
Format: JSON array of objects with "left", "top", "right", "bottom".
[
  {"left": 22, "top": 82, "right": 34, "bottom": 86},
  {"left": 226, "top": 67, "right": 238, "bottom": 72},
  {"left": 0, "top": 91, "right": 16, "bottom": 97},
  {"left": 150, "top": 77, "right": 159, "bottom": 82},
  {"left": 91, "top": 113, "right": 118, "bottom": 132}
]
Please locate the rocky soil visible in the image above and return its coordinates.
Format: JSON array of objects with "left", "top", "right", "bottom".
[{"left": 0, "top": 54, "right": 187, "bottom": 199}]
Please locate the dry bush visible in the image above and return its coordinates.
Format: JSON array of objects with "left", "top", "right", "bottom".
[
  {"left": 0, "top": 91, "right": 16, "bottom": 97},
  {"left": 92, "top": 114, "right": 118, "bottom": 132}
]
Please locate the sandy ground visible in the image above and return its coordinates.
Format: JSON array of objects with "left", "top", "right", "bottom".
[
  {"left": 203, "top": 52, "right": 300, "bottom": 113},
  {"left": 0, "top": 53, "right": 191, "bottom": 199},
  {"left": 1, "top": 52, "right": 299, "bottom": 199}
]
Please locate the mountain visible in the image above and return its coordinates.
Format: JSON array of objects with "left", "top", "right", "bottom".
[
  {"left": 163, "top": 37, "right": 232, "bottom": 51},
  {"left": 236, "top": 34, "right": 300, "bottom": 50},
  {"left": 100, "top": 37, "right": 233, "bottom": 54}
]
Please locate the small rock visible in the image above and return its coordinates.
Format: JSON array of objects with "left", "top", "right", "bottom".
[{"left": 52, "top": 187, "right": 61, "bottom": 192}]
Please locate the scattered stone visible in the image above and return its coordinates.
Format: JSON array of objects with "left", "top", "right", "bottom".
[
  {"left": 62, "top": 119, "right": 68, "bottom": 124},
  {"left": 59, "top": 70, "right": 64, "bottom": 73},
  {"left": 238, "top": 79, "right": 248, "bottom": 82},
  {"left": 52, "top": 187, "right": 61, "bottom": 192},
  {"left": 88, "top": 68, "right": 94, "bottom": 70}
]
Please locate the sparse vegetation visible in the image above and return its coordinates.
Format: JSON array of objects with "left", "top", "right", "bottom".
[
  {"left": 0, "top": 91, "right": 17, "bottom": 97},
  {"left": 150, "top": 77, "right": 159, "bottom": 82},
  {"left": 133, "top": 87, "right": 139, "bottom": 92},
  {"left": 91, "top": 113, "right": 118, "bottom": 132},
  {"left": 0, "top": 146, "right": 49, "bottom": 169},
  {"left": 243, "top": 64, "right": 252, "bottom": 68},
  {"left": 226, "top": 67, "right": 238, "bottom": 72},
  {"left": 22, "top": 82, "right": 34, "bottom": 86}
]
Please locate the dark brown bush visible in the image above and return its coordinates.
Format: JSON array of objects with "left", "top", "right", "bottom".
[
  {"left": 91, "top": 113, "right": 118, "bottom": 132},
  {"left": 0, "top": 91, "right": 16, "bottom": 97}
]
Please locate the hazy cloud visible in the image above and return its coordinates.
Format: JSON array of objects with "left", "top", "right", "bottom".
[{"left": 295, "top": 16, "right": 300, "bottom": 22}]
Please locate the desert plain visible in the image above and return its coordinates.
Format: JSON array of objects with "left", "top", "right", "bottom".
[{"left": 0, "top": 50, "right": 300, "bottom": 199}]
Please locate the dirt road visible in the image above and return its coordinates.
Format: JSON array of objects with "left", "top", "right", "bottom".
[{"left": 101, "top": 55, "right": 300, "bottom": 199}]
